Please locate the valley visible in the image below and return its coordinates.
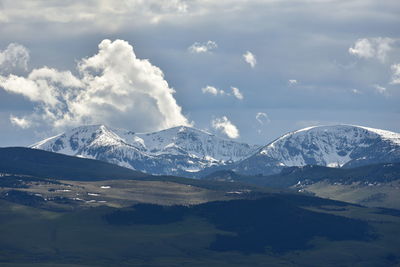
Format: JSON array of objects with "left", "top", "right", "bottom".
[{"left": 0, "top": 174, "right": 247, "bottom": 209}]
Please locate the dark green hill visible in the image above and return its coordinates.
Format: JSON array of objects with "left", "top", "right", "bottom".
[
  {"left": 204, "top": 162, "right": 400, "bottom": 188},
  {"left": 0, "top": 147, "right": 148, "bottom": 181}
]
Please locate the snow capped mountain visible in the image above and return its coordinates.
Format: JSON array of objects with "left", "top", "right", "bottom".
[
  {"left": 31, "top": 125, "right": 260, "bottom": 175},
  {"left": 233, "top": 125, "right": 400, "bottom": 175},
  {"left": 31, "top": 124, "right": 400, "bottom": 177}
]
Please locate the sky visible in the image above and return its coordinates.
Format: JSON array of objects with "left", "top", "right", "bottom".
[{"left": 0, "top": 0, "right": 399, "bottom": 146}]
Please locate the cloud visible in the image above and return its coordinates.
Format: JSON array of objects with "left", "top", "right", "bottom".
[
  {"left": 231, "top": 86, "right": 243, "bottom": 100},
  {"left": 0, "top": 1, "right": 396, "bottom": 31},
  {"left": 212, "top": 116, "right": 239, "bottom": 139},
  {"left": 0, "top": 43, "right": 29, "bottom": 72},
  {"left": 0, "top": 1, "right": 189, "bottom": 30},
  {"left": 351, "top": 89, "right": 362, "bottom": 94},
  {"left": 349, "top": 38, "right": 395, "bottom": 62},
  {"left": 188, "top": 41, "right": 217, "bottom": 53},
  {"left": 243, "top": 51, "right": 256, "bottom": 68},
  {"left": 256, "top": 112, "right": 270, "bottom": 125},
  {"left": 0, "top": 69, "right": 80, "bottom": 108},
  {"left": 391, "top": 63, "right": 400, "bottom": 84},
  {"left": 373, "top": 84, "right": 387, "bottom": 94},
  {"left": 0, "top": 39, "right": 190, "bottom": 131},
  {"left": 201, "top": 85, "right": 224, "bottom": 95},
  {"left": 1, "top": 1, "right": 400, "bottom": 147},
  {"left": 288, "top": 79, "right": 298, "bottom": 85},
  {"left": 9, "top": 115, "right": 31, "bottom": 129},
  {"left": 201, "top": 85, "right": 243, "bottom": 100}
]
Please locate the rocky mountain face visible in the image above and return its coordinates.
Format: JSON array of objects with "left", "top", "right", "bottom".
[
  {"left": 233, "top": 125, "right": 400, "bottom": 175},
  {"left": 31, "top": 125, "right": 259, "bottom": 175}
]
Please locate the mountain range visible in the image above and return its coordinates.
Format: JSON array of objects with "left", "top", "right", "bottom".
[
  {"left": 31, "top": 125, "right": 258, "bottom": 176},
  {"left": 31, "top": 124, "right": 400, "bottom": 177}
]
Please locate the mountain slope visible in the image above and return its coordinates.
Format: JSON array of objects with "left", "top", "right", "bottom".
[
  {"left": 31, "top": 125, "right": 259, "bottom": 175},
  {"left": 204, "top": 162, "right": 400, "bottom": 209},
  {"left": 0, "top": 147, "right": 148, "bottom": 181},
  {"left": 207, "top": 162, "right": 400, "bottom": 188},
  {"left": 233, "top": 125, "right": 400, "bottom": 175}
]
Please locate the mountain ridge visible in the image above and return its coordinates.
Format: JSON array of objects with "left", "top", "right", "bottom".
[
  {"left": 232, "top": 124, "right": 400, "bottom": 175},
  {"left": 30, "top": 124, "right": 400, "bottom": 177},
  {"left": 0, "top": 147, "right": 148, "bottom": 181},
  {"left": 31, "top": 124, "right": 260, "bottom": 175}
]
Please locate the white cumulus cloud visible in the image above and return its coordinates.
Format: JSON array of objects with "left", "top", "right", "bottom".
[
  {"left": 231, "top": 86, "right": 243, "bottom": 100},
  {"left": 349, "top": 37, "right": 395, "bottom": 62},
  {"left": 288, "top": 79, "right": 298, "bottom": 85},
  {"left": 0, "top": 43, "right": 29, "bottom": 72},
  {"left": 212, "top": 116, "right": 239, "bottom": 139},
  {"left": 201, "top": 85, "right": 224, "bottom": 95},
  {"left": 202, "top": 85, "right": 243, "bottom": 100},
  {"left": 0, "top": 39, "right": 190, "bottom": 131},
  {"left": 188, "top": 41, "right": 217, "bottom": 53},
  {"left": 390, "top": 63, "right": 400, "bottom": 84},
  {"left": 243, "top": 51, "right": 256, "bottom": 68}
]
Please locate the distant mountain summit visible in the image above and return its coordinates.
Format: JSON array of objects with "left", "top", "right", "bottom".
[
  {"left": 233, "top": 125, "right": 400, "bottom": 175},
  {"left": 31, "top": 125, "right": 259, "bottom": 175}
]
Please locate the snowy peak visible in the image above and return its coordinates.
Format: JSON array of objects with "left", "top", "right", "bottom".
[
  {"left": 231, "top": 125, "right": 400, "bottom": 176},
  {"left": 259, "top": 124, "right": 400, "bottom": 168},
  {"left": 31, "top": 124, "right": 137, "bottom": 157},
  {"left": 356, "top": 125, "right": 400, "bottom": 145},
  {"left": 136, "top": 125, "right": 255, "bottom": 161},
  {"left": 31, "top": 125, "right": 259, "bottom": 175}
]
